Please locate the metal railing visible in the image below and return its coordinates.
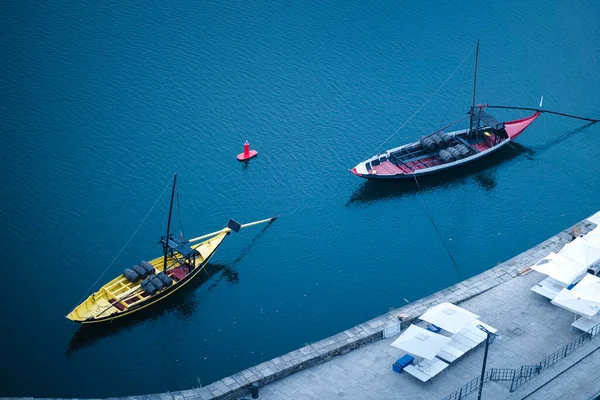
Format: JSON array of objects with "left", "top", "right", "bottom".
[
  {"left": 446, "top": 375, "right": 484, "bottom": 400},
  {"left": 509, "top": 323, "right": 599, "bottom": 391},
  {"left": 442, "top": 323, "right": 600, "bottom": 400}
]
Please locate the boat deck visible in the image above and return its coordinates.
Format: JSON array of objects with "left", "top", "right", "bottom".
[
  {"left": 371, "top": 131, "right": 502, "bottom": 177},
  {"left": 107, "top": 264, "right": 192, "bottom": 311},
  {"left": 351, "top": 110, "right": 540, "bottom": 180}
]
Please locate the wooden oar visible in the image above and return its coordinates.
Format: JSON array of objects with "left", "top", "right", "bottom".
[
  {"left": 187, "top": 216, "right": 278, "bottom": 243},
  {"left": 485, "top": 105, "right": 599, "bottom": 123}
]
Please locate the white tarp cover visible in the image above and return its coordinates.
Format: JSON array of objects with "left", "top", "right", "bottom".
[
  {"left": 587, "top": 211, "right": 600, "bottom": 225},
  {"left": 557, "top": 237, "right": 600, "bottom": 267},
  {"left": 531, "top": 252, "right": 587, "bottom": 285},
  {"left": 419, "top": 302, "right": 480, "bottom": 334},
  {"left": 390, "top": 325, "right": 452, "bottom": 359},
  {"left": 551, "top": 288, "right": 600, "bottom": 318}
]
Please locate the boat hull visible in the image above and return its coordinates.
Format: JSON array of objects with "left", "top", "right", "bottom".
[
  {"left": 80, "top": 245, "right": 221, "bottom": 324},
  {"left": 68, "top": 231, "right": 229, "bottom": 324},
  {"left": 351, "top": 111, "right": 540, "bottom": 180},
  {"left": 351, "top": 140, "right": 512, "bottom": 180}
]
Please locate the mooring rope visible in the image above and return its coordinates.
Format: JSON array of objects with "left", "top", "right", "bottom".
[
  {"left": 365, "top": 48, "right": 475, "bottom": 160},
  {"left": 72, "top": 176, "right": 174, "bottom": 308},
  {"left": 412, "top": 174, "right": 460, "bottom": 272}
]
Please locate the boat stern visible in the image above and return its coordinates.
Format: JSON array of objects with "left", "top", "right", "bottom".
[
  {"left": 350, "top": 162, "right": 369, "bottom": 178},
  {"left": 505, "top": 111, "right": 541, "bottom": 140}
]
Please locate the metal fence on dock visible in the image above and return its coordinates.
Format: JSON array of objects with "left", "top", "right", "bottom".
[{"left": 441, "top": 323, "right": 600, "bottom": 400}]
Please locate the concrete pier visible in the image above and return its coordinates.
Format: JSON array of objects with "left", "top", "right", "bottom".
[{"left": 5, "top": 212, "right": 600, "bottom": 400}]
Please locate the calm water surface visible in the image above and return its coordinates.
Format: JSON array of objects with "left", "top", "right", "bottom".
[{"left": 1, "top": 0, "right": 599, "bottom": 396}]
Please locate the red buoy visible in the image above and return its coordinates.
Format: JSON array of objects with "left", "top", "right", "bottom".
[{"left": 237, "top": 140, "right": 258, "bottom": 161}]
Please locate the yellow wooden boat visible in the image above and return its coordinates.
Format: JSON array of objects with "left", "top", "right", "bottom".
[{"left": 67, "top": 173, "right": 276, "bottom": 324}]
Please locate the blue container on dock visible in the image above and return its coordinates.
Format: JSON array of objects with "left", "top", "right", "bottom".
[{"left": 392, "top": 355, "right": 414, "bottom": 373}]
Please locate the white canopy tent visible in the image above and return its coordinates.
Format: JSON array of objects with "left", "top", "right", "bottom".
[
  {"left": 551, "top": 289, "right": 600, "bottom": 318},
  {"left": 551, "top": 274, "right": 600, "bottom": 318},
  {"left": 419, "top": 302, "right": 479, "bottom": 334},
  {"left": 390, "top": 325, "right": 452, "bottom": 360},
  {"left": 531, "top": 252, "right": 587, "bottom": 285},
  {"left": 557, "top": 237, "right": 600, "bottom": 267},
  {"left": 571, "top": 273, "right": 600, "bottom": 302}
]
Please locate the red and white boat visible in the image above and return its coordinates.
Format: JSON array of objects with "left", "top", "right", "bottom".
[
  {"left": 350, "top": 107, "right": 540, "bottom": 180},
  {"left": 350, "top": 41, "right": 542, "bottom": 181}
]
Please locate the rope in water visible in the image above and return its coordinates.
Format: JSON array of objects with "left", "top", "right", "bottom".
[
  {"left": 412, "top": 174, "right": 460, "bottom": 272},
  {"left": 72, "top": 176, "right": 174, "bottom": 308},
  {"left": 366, "top": 48, "right": 475, "bottom": 160}
]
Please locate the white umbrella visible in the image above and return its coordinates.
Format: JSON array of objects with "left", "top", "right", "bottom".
[
  {"left": 558, "top": 237, "right": 600, "bottom": 267},
  {"left": 390, "top": 325, "right": 451, "bottom": 359},
  {"left": 531, "top": 252, "right": 587, "bottom": 285},
  {"left": 551, "top": 288, "right": 600, "bottom": 318},
  {"left": 571, "top": 273, "right": 600, "bottom": 303},
  {"left": 418, "top": 302, "right": 479, "bottom": 334}
]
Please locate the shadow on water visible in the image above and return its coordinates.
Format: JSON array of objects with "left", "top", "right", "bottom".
[
  {"left": 66, "top": 222, "right": 275, "bottom": 356},
  {"left": 346, "top": 143, "right": 529, "bottom": 205},
  {"left": 527, "top": 122, "right": 597, "bottom": 155}
]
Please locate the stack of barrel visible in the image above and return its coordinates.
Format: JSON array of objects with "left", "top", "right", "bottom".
[
  {"left": 420, "top": 132, "right": 470, "bottom": 163},
  {"left": 123, "top": 260, "right": 174, "bottom": 295}
]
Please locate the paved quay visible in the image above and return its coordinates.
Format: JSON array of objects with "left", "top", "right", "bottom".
[{"left": 257, "top": 252, "right": 600, "bottom": 400}]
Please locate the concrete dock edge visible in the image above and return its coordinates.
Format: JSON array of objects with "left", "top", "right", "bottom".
[{"left": 190, "top": 215, "right": 596, "bottom": 400}]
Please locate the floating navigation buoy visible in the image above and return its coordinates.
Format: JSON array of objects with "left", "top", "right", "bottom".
[{"left": 237, "top": 140, "right": 258, "bottom": 161}]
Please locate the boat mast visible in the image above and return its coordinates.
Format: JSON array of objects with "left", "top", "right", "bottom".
[
  {"left": 469, "top": 39, "right": 480, "bottom": 135},
  {"left": 163, "top": 172, "right": 177, "bottom": 273}
]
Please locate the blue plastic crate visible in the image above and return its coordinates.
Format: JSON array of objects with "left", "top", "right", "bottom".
[{"left": 392, "top": 354, "right": 414, "bottom": 373}]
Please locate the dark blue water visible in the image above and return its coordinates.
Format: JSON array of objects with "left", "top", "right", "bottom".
[{"left": 1, "top": 0, "right": 599, "bottom": 397}]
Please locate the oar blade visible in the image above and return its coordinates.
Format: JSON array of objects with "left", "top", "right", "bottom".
[{"left": 227, "top": 219, "right": 242, "bottom": 233}]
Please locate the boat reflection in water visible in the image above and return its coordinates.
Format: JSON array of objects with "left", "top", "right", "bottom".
[{"left": 347, "top": 143, "right": 528, "bottom": 205}]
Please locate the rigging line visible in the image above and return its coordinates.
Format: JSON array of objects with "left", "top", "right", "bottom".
[
  {"left": 176, "top": 192, "right": 185, "bottom": 239},
  {"left": 412, "top": 174, "right": 460, "bottom": 272},
  {"left": 73, "top": 176, "right": 174, "bottom": 308},
  {"left": 444, "top": 50, "right": 474, "bottom": 122},
  {"left": 429, "top": 115, "right": 470, "bottom": 136},
  {"left": 366, "top": 48, "right": 475, "bottom": 160}
]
